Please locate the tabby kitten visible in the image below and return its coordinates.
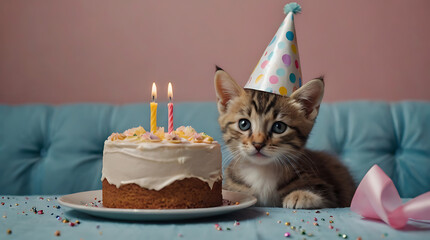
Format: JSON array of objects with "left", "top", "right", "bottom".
[{"left": 214, "top": 69, "right": 355, "bottom": 208}]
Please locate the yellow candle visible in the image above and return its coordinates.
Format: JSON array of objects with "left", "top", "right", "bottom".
[{"left": 150, "top": 83, "right": 157, "bottom": 132}]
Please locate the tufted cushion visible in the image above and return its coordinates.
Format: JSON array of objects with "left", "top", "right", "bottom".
[
  {"left": 0, "top": 101, "right": 429, "bottom": 197},
  {"left": 307, "top": 101, "right": 430, "bottom": 198}
]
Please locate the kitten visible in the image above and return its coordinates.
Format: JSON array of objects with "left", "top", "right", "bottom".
[{"left": 214, "top": 69, "right": 355, "bottom": 208}]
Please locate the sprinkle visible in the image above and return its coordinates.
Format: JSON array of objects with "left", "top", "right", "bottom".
[
  {"left": 338, "top": 233, "right": 348, "bottom": 239},
  {"left": 69, "top": 222, "right": 75, "bottom": 227},
  {"left": 15, "top": 203, "right": 19, "bottom": 206},
  {"left": 1, "top": 202, "right": 4, "bottom": 205},
  {"left": 56, "top": 216, "right": 62, "bottom": 220},
  {"left": 178, "top": 233, "right": 183, "bottom": 237},
  {"left": 54, "top": 230, "right": 61, "bottom": 236},
  {"left": 235, "top": 202, "right": 240, "bottom": 205},
  {"left": 2, "top": 215, "right": 6, "bottom": 218},
  {"left": 313, "top": 217, "right": 318, "bottom": 221},
  {"left": 321, "top": 218, "right": 325, "bottom": 221},
  {"left": 75, "top": 220, "right": 81, "bottom": 224},
  {"left": 214, "top": 223, "right": 222, "bottom": 231},
  {"left": 277, "top": 220, "right": 282, "bottom": 223},
  {"left": 99, "top": 231, "right": 103, "bottom": 235},
  {"left": 285, "top": 222, "right": 291, "bottom": 226},
  {"left": 96, "top": 225, "right": 100, "bottom": 229},
  {"left": 290, "top": 226, "right": 296, "bottom": 230},
  {"left": 7, "top": 229, "right": 12, "bottom": 235},
  {"left": 266, "top": 212, "right": 270, "bottom": 216},
  {"left": 329, "top": 225, "right": 334, "bottom": 229},
  {"left": 284, "top": 232, "right": 291, "bottom": 237},
  {"left": 234, "top": 221, "right": 240, "bottom": 226},
  {"left": 307, "top": 233, "right": 314, "bottom": 237},
  {"left": 293, "top": 210, "right": 297, "bottom": 213},
  {"left": 301, "top": 219, "right": 304, "bottom": 222},
  {"left": 329, "top": 220, "right": 334, "bottom": 223},
  {"left": 300, "top": 229, "right": 306, "bottom": 235},
  {"left": 62, "top": 219, "right": 69, "bottom": 223},
  {"left": 38, "top": 210, "right": 44, "bottom": 214},
  {"left": 315, "top": 210, "right": 320, "bottom": 213},
  {"left": 356, "top": 237, "right": 362, "bottom": 240},
  {"left": 313, "top": 222, "right": 319, "bottom": 226},
  {"left": 226, "top": 227, "right": 231, "bottom": 230}
]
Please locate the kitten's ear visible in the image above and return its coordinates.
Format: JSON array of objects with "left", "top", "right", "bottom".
[
  {"left": 290, "top": 78, "right": 324, "bottom": 120},
  {"left": 214, "top": 69, "right": 244, "bottom": 114}
]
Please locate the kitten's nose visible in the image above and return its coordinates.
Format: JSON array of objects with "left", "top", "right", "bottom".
[{"left": 252, "top": 142, "right": 265, "bottom": 152}]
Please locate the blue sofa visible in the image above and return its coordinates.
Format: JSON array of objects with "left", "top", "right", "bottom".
[{"left": 1, "top": 101, "right": 429, "bottom": 197}]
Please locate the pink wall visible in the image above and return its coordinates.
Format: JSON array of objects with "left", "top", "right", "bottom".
[{"left": 1, "top": 0, "right": 430, "bottom": 104}]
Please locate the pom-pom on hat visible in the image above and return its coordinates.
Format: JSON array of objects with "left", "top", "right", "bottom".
[{"left": 244, "top": 2, "right": 302, "bottom": 96}]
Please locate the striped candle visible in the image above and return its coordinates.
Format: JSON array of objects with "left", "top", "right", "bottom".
[{"left": 167, "top": 82, "right": 174, "bottom": 133}]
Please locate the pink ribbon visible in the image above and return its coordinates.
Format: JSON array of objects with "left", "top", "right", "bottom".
[{"left": 350, "top": 164, "right": 430, "bottom": 229}]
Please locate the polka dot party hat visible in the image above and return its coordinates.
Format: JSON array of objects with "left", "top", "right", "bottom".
[{"left": 245, "top": 2, "right": 302, "bottom": 96}]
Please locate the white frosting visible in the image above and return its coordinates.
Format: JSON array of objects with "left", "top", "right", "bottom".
[{"left": 101, "top": 140, "right": 222, "bottom": 191}]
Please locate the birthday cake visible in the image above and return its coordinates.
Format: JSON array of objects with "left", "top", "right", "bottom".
[{"left": 101, "top": 126, "right": 223, "bottom": 209}]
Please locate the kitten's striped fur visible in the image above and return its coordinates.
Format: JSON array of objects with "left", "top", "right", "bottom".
[{"left": 214, "top": 69, "right": 355, "bottom": 208}]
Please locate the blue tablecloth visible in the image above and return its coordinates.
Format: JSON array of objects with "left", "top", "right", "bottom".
[{"left": 1, "top": 195, "right": 429, "bottom": 240}]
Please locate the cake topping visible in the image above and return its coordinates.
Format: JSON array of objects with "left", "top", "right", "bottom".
[
  {"left": 123, "top": 126, "right": 146, "bottom": 136},
  {"left": 165, "top": 132, "right": 181, "bottom": 143},
  {"left": 107, "top": 126, "right": 214, "bottom": 144},
  {"left": 108, "top": 133, "right": 126, "bottom": 141}
]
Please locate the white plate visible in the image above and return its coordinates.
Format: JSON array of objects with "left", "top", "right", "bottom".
[{"left": 58, "top": 190, "right": 257, "bottom": 221}]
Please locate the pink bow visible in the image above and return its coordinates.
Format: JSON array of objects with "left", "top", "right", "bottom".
[{"left": 350, "top": 165, "right": 430, "bottom": 229}]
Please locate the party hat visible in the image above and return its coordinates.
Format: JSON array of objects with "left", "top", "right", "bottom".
[{"left": 245, "top": 2, "right": 302, "bottom": 96}]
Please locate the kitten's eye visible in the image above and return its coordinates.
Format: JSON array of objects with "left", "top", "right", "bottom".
[
  {"left": 238, "top": 119, "right": 251, "bottom": 131},
  {"left": 272, "top": 121, "right": 287, "bottom": 134}
]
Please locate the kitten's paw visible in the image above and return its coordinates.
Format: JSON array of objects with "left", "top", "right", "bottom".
[{"left": 282, "top": 190, "right": 326, "bottom": 209}]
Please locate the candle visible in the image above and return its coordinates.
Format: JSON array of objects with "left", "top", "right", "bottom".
[
  {"left": 150, "top": 82, "right": 158, "bottom": 133},
  {"left": 168, "top": 82, "right": 174, "bottom": 133}
]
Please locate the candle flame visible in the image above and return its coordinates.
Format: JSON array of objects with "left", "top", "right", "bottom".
[
  {"left": 168, "top": 82, "right": 173, "bottom": 101},
  {"left": 151, "top": 82, "right": 157, "bottom": 101}
]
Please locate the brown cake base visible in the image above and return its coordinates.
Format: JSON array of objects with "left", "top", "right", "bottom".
[{"left": 102, "top": 178, "right": 222, "bottom": 209}]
